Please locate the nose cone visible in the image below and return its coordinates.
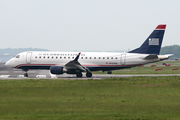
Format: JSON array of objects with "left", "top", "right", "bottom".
[
  {"left": 5, "top": 61, "right": 9, "bottom": 66},
  {"left": 5, "top": 58, "right": 17, "bottom": 68}
]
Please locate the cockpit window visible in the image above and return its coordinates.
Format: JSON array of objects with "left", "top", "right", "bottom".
[{"left": 15, "top": 55, "right": 20, "bottom": 58}]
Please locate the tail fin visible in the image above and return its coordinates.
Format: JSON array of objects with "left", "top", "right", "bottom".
[{"left": 128, "top": 24, "right": 166, "bottom": 55}]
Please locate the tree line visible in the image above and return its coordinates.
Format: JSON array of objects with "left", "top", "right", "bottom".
[{"left": 160, "top": 45, "right": 180, "bottom": 60}]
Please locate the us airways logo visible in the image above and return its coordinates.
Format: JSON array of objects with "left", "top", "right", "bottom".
[{"left": 149, "top": 38, "right": 159, "bottom": 45}]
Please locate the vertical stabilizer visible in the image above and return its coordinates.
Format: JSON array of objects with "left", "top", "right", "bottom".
[{"left": 128, "top": 24, "right": 166, "bottom": 55}]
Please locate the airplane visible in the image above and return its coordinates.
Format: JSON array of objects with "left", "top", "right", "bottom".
[{"left": 5, "top": 24, "right": 171, "bottom": 78}]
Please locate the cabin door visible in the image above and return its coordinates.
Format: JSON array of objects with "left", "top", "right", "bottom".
[
  {"left": 120, "top": 53, "right": 126, "bottom": 65},
  {"left": 26, "top": 52, "right": 32, "bottom": 64}
]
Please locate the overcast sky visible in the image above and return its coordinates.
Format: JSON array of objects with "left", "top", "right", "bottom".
[{"left": 0, "top": 0, "right": 180, "bottom": 51}]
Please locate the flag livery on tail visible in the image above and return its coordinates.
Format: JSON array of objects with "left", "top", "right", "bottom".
[{"left": 129, "top": 25, "right": 166, "bottom": 55}]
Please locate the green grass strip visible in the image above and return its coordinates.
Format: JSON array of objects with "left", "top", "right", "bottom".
[{"left": 0, "top": 77, "right": 180, "bottom": 119}]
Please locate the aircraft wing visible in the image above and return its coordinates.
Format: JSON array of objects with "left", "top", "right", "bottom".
[{"left": 64, "top": 52, "right": 90, "bottom": 72}]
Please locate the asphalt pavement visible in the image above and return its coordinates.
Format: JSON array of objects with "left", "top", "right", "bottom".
[{"left": 0, "top": 62, "right": 180, "bottom": 79}]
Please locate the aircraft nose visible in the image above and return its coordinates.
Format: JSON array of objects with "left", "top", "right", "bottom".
[
  {"left": 5, "top": 62, "right": 9, "bottom": 66},
  {"left": 5, "top": 61, "right": 10, "bottom": 66}
]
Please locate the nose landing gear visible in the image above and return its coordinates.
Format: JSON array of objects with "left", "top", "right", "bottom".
[
  {"left": 24, "top": 73, "right": 28, "bottom": 77},
  {"left": 23, "top": 69, "right": 29, "bottom": 77}
]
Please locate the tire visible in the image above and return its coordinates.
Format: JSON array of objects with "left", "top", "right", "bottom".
[
  {"left": 86, "top": 72, "right": 92, "bottom": 77},
  {"left": 76, "top": 72, "right": 82, "bottom": 77},
  {"left": 24, "top": 73, "right": 28, "bottom": 77},
  {"left": 107, "top": 71, "right": 112, "bottom": 74}
]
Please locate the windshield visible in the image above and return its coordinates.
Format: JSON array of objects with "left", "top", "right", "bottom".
[{"left": 15, "top": 55, "right": 20, "bottom": 58}]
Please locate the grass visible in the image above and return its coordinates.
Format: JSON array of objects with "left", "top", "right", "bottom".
[
  {"left": 149, "top": 60, "right": 180, "bottom": 66},
  {"left": 93, "top": 66, "right": 180, "bottom": 74},
  {"left": 0, "top": 77, "right": 180, "bottom": 119},
  {"left": 92, "top": 61, "right": 180, "bottom": 74}
]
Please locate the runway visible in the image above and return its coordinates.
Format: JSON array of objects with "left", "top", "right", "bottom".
[
  {"left": 1, "top": 73, "right": 180, "bottom": 80},
  {"left": 0, "top": 62, "right": 180, "bottom": 79}
]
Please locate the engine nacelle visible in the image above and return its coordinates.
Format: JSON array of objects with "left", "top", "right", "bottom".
[{"left": 50, "top": 66, "right": 64, "bottom": 74}]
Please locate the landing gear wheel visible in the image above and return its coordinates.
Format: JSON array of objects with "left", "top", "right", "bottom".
[
  {"left": 76, "top": 72, "right": 83, "bottom": 78},
  {"left": 86, "top": 72, "right": 92, "bottom": 77},
  {"left": 24, "top": 73, "right": 28, "bottom": 77},
  {"left": 107, "top": 71, "right": 112, "bottom": 74}
]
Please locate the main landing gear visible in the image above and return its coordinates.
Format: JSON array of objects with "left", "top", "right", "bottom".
[
  {"left": 76, "top": 72, "right": 83, "bottom": 77},
  {"left": 107, "top": 71, "right": 112, "bottom": 74},
  {"left": 86, "top": 72, "right": 92, "bottom": 77},
  {"left": 76, "top": 72, "right": 92, "bottom": 78}
]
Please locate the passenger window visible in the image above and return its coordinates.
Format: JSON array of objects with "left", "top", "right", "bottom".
[
  {"left": 44, "top": 56, "right": 45, "bottom": 58},
  {"left": 39, "top": 56, "right": 41, "bottom": 58},
  {"left": 56, "top": 57, "right": 58, "bottom": 59},
  {"left": 107, "top": 57, "right": 109, "bottom": 59},
  {"left": 99, "top": 57, "right": 101, "bottom": 59},
  {"left": 94, "top": 57, "right": 96, "bottom": 59},
  {"left": 111, "top": 57, "right": 113, "bottom": 59},
  {"left": 81, "top": 57, "right": 83, "bottom": 59}
]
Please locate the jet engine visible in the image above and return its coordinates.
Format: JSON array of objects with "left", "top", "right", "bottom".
[{"left": 50, "top": 66, "right": 64, "bottom": 74}]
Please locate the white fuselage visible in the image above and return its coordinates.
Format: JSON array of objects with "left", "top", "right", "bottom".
[
  {"left": 5, "top": 51, "right": 160, "bottom": 72},
  {"left": 4, "top": 24, "right": 169, "bottom": 77}
]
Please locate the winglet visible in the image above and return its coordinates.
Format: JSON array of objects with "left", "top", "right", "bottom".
[{"left": 73, "top": 52, "right": 81, "bottom": 61}]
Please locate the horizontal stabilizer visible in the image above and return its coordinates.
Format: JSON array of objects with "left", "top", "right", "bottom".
[
  {"left": 144, "top": 54, "right": 158, "bottom": 60},
  {"left": 143, "top": 54, "right": 173, "bottom": 60},
  {"left": 158, "top": 54, "right": 173, "bottom": 60}
]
